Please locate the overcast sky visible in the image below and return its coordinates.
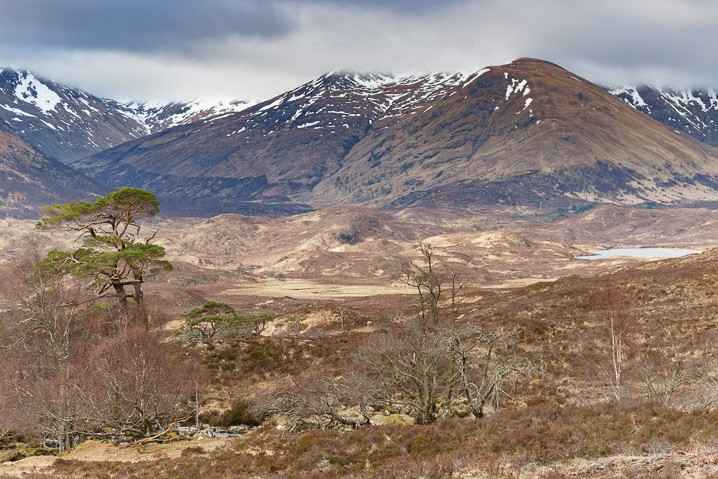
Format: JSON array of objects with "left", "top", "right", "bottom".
[{"left": 0, "top": 0, "right": 716, "bottom": 103}]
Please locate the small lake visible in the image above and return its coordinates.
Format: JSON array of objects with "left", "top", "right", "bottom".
[{"left": 577, "top": 248, "right": 700, "bottom": 261}]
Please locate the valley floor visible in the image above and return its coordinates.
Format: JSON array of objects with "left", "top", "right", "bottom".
[{"left": 3, "top": 204, "right": 718, "bottom": 478}]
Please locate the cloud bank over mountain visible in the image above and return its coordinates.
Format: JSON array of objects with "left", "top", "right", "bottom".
[{"left": 0, "top": 0, "right": 716, "bottom": 102}]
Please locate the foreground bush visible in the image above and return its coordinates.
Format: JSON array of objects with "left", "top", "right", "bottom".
[{"left": 32, "top": 401, "right": 718, "bottom": 478}]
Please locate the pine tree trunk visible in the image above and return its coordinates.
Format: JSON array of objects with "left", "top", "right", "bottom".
[
  {"left": 132, "top": 281, "right": 148, "bottom": 330},
  {"left": 113, "top": 282, "right": 131, "bottom": 323}
]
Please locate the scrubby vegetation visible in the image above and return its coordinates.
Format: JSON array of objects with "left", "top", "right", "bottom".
[
  {"left": 176, "top": 300, "right": 271, "bottom": 341},
  {"left": 0, "top": 189, "right": 200, "bottom": 453},
  {"left": 17, "top": 404, "right": 718, "bottom": 478},
  {"left": 6, "top": 196, "right": 718, "bottom": 477}
]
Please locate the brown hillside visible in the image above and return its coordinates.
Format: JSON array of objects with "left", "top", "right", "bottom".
[
  {"left": 0, "top": 123, "right": 103, "bottom": 216},
  {"left": 314, "top": 58, "right": 718, "bottom": 207},
  {"left": 74, "top": 59, "right": 718, "bottom": 215}
]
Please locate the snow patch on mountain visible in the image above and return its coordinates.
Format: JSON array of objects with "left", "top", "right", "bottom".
[
  {"left": 351, "top": 73, "right": 396, "bottom": 89},
  {"left": 609, "top": 84, "right": 718, "bottom": 146},
  {"left": 118, "top": 99, "right": 254, "bottom": 135},
  {"left": 218, "top": 69, "right": 489, "bottom": 142},
  {"left": 223, "top": 68, "right": 497, "bottom": 141},
  {"left": 610, "top": 86, "right": 649, "bottom": 110},
  {"left": 13, "top": 71, "right": 62, "bottom": 114},
  {"left": 0, "top": 104, "right": 36, "bottom": 118},
  {"left": 462, "top": 69, "right": 489, "bottom": 88},
  {"left": 505, "top": 77, "right": 529, "bottom": 100}
]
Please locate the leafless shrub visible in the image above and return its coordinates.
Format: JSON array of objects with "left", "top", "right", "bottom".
[
  {"left": 0, "top": 245, "right": 206, "bottom": 451},
  {"left": 252, "top": 371, "right": 372, "bottom": 432},
  {"left": 78, "top": 327, "right": 204, "bottom": 440},
  {"left": 639, "top": 334, "right": 692, "bottom": 409}
]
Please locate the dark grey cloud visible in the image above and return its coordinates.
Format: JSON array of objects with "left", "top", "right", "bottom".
[
  {"left": 0, "top": 0, "right": 293, "bottom": 54},
  {"left": 0, "top": 0, "right": 469, "bottom": 55},
  {"left": 306, "top": 0, "right": 470, "bottom": 14}
]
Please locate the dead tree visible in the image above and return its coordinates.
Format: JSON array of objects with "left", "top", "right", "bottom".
[
  {"left": 355, "top": 242, "right": 531, "bottom": 424},
  {"left": 592, "top": 287, "right": 635, "bottom": 403}
]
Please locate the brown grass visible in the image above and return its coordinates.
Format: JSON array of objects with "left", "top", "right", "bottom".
[{"left": 23, "top": 403, "right": 718, "bottom": 478}]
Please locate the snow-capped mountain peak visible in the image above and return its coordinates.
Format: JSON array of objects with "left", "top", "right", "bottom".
[
  {"left": 241, "top": 67, "right": 494, "bottom": 133},
  {"left": 116, "top": 98, "right": 256, "bottom": 135},
  {"left": 0, "top": 67, "right": 251, "bottom": 162}
]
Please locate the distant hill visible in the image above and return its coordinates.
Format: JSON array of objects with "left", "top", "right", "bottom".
[{"left": 0, "top": 122, "right": 103, "bottom": 217}]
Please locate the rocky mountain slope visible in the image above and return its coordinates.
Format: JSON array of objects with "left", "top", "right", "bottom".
[
  {"left": 0, "top": 121, "right": 103, "bottom": 217},
  {"left": 73, "top": 59, "right": 718, "bottom": 215},
  {"left": 73, "top": 70, "right": 485, "bottom": 214},
  {"left": 609, "top": 85, "right": 718, "bottom": 147},
  {"left": 0, "top": 67, "right": 251, "bottom": 163}
]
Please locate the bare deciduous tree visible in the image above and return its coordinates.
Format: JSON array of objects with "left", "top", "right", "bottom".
[
  {"left": 353, "top": 243, "right": 532, "bottom": 424},
  {"left": 451, "top": 324, "right": 532, "bottom": 418},
  {"left": 593, "top": 287, "right": 634, "bottom": 403},
  {"left": 357, "top": 318, "right": 455, "bottom": 424},
  {"left": 639, "top": 335, "right": 692, "bottom": 408},
  {"left": 403, "top": 243, "right": 443, "bottom": 327},
  {"left": 0, "top": 246, "right": 204, "bottom": 451},
  {"left": 338, "top": 306, "right": 348, "bottom": 333},
  {"left": 0, "top": 248, "right": 93, "bottom": 452},
  {"left": 0, "top": 393, "right": 16, "bottom": 441},
  {"left": 79, "top": 327, "right": 203, "bottom": 440}
]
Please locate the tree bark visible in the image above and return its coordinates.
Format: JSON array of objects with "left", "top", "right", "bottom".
[
  {"left": 113, "top": 282, "right": 131, "bottom": 323},
  {"left": 132, "top": 280, "right": 148, "bottom": 330}
]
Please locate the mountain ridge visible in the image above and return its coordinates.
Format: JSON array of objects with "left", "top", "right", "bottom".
[
  {"left": 71, "top": 58, "right": 718, "bottom": 215},
  {"left": 5, "top": 59, "right": 718, "bottom": 217},
  {"left": 0, "top": 120, "right": 104, "bottom": 217},
  {"left": 608, "top": 84, "right": 718, "bottom": 146},
  {"left": 0, "top": 67, "right": 252, "bottom": 163}
]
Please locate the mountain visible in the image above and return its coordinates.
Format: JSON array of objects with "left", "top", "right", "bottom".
[
  {"left": 609, "top": 85, "right": 718, "bottom": 147},
  {"left": 0, "top": 121, "right": 104, "bottom": 217},
  {"left": 0, "top": 68, "right": 252, "bottom": 163},
  {"left": 73, "top": 58, "right": 718, "bottom": 215},
  {"left": 72, "top": 70, "right": 486, "bottom": 214}
]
